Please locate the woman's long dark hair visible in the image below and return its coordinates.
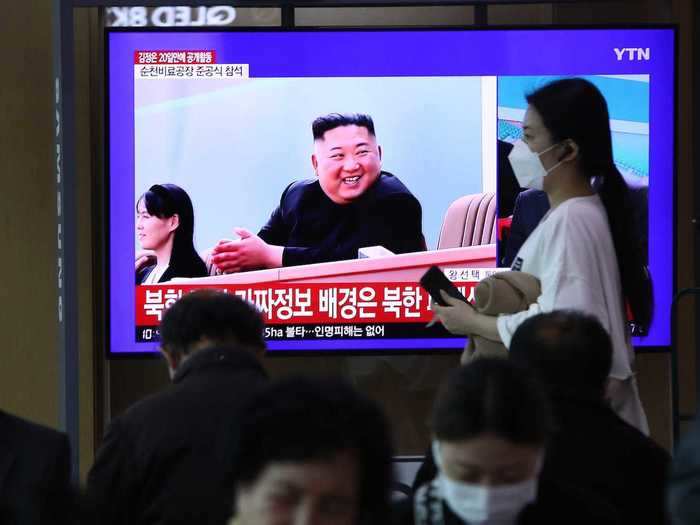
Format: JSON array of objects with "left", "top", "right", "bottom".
[
  {"left": 526, "top": 78, "right": 653, "bottom": 329},
  {"left": 138, "top": 183, "right": 207, "bottom": 279}
]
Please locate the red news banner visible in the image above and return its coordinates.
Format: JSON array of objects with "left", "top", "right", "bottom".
[{"left": 136, "top": 281, "right": 479, "bottom": 327}]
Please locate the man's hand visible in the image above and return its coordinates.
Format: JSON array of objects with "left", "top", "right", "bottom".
[
  {"left": 135, "top": 250, "right": 156, "bottom": 272},
  {"left": 427, "top": 290, "right": 478, "bottom": 336},
  {"left": 210, "top": 228, "right": 284, "bottom": 274}
]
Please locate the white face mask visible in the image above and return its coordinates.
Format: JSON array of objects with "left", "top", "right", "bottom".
[
  {"left": 507, "top": 139, "right": 565, "bottom": 191},
  {"left": 432, "top": 441, "right": 539, "bottom": 525},
  {"left": 439, "top": 473, "right": 538, "bottom": 524}
]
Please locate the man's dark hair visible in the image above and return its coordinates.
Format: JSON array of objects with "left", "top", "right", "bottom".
[
  {"left": 509, "top": 310, "right": 613, "bottom": 398},
  {"left": 312, "top": 113, "right": 376, "bottom": 141},
  {"left": 433, "top": 359, "right": 552, "bottom": 446},
  {"left": 231, "top": 376, "right": 393, "bottom": 525},
  {"left": 159, "top": 290, "right": 265, "bottom": 357}
]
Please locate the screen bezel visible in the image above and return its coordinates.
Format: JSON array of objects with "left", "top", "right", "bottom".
[{"left": 104, "top": 24, "right": 678, "bottom": 358}]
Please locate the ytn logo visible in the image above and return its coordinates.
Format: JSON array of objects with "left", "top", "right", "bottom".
[{"left": 614, "top": 48, "right": 651, "bottom": 61}]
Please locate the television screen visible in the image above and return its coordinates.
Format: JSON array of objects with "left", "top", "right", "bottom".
[{"left": 107, "top": 27, "right": 675, "bottom": 355}]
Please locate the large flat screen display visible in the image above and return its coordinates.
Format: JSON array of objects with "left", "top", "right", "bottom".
[{"left": 107, "top": 27, "right": 675, "bottom": 355}]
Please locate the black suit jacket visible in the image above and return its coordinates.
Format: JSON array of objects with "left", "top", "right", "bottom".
[
  {"left": 502, "top": 189, "right": 550, "bottom": 268},
  {"left": 135, "top": 258, "right": 208, "bottom": 285},
  {"left": 497, "top": 139, "right": 520, "bottom": 218},
  {"left": 86, "top": 347, "right": 268, "bottom": 525},
  {"left": 0, "top": 411, "right": 72, "bottom": 525},
  {"left": 258, "top": 171, "right": 425, "bottom": 266}
]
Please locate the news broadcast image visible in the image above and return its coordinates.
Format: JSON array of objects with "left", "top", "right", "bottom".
[{"left": 107, "top": 29, "right": 674, "bottom": 354}]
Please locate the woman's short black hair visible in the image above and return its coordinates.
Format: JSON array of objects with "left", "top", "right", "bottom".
[
  {"left": 432, "top": 358, "right": 552, "bottom": 446},
  {"left": 231, "top": 376, "right": 393, "bottom": 525}
]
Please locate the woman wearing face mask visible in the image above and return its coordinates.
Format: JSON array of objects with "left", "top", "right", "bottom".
[
  {"left": 135, "top": 183, "right": 208, "bottom": 284},
  {"left": 431, "top": 78, "right": 651, "bottom": 433},
  {"left": 393, "top": 358, "right": 618, "bottom": 525}
]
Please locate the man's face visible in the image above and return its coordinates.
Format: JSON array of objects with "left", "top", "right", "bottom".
[
  {"left": 235, "top": 450, "right": 360, "bottom": 525},
  {"left": 311, "top": 125, "right": 382, "bottom": 205}
]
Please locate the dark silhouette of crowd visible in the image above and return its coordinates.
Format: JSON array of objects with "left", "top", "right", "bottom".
[{"left": 3, "top": 290, "right": 685, "bottom": 525}]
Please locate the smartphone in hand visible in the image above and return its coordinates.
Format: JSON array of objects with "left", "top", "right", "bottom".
[{"left": 419, "top": 266, "right": 470, "bottom": 306}]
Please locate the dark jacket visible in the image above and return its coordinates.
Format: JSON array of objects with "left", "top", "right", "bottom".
[
  {"left": 542, "top": 393, "right": 670, "bottom": 524},
  {"left": 258, "top": 171, "right": 425, "bottom": 267},
  {"left": 0, "top": 410, "right": 72, "bottom": 525},
  {"left": 135, "top": 258, "right": 208, "bottom": 285},
  {"left": 497, "top": 140, "right": 519, "bottom": 218},
  {"left": 502, "top": 189, "right": 550, "bottom": 268},
  {"left": 86, "top": 347, "right": 268, "bottom": 525}
]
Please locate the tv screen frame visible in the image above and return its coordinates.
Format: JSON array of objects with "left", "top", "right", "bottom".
[{"left": 105, "top": 24, "right": 677, "bottom": 357}]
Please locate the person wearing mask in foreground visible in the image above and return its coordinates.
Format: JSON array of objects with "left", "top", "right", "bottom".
[{"left": 395, "top": 358, "right": 619, "bottom": 525}]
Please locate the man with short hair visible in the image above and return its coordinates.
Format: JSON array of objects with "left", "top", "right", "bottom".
[
  {"left": 509, "top": 310, "right": 669, "bottom": 524},
  {"left": 228, "top": 377, "right": 394, "bottom": 525},
  {"left": 211, "top": 113, "right": 425, "bottom": 272},
  {"left": 86, "top": 290, "right": 269, "bottom": 525}
]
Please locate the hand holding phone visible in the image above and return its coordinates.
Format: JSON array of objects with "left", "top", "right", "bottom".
[{"left": 419, "top": 266, "right": 471, "bottom": 307}]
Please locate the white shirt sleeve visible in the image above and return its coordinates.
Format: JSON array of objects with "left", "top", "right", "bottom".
[{"left": 496, "top": 206, "right": 610, "bottom": 348}]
